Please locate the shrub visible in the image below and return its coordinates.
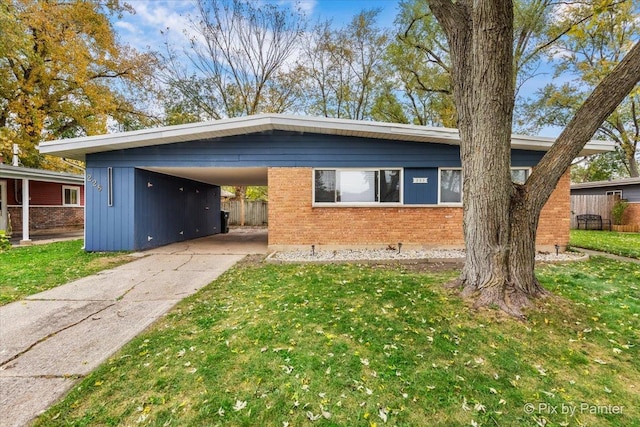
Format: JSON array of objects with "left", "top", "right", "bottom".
[
  {"left": 612, "top": 199, "right": 629, "bottom": 225},
  {"left": 0, "top": 230, "right": 11, "bottom": 252}
]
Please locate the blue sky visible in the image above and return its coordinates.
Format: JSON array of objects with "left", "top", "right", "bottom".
[
  {"left": 113, "top": 0, "right": 402, "bottom": 52},
  {"left": 112, "top": 0, "right": 560, "bottom": 136}
]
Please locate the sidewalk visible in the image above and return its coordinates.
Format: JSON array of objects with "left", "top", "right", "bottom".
[
  {"left": 572, "top": 247, "right": 640, "bottom": 265},
  {"left": 0, "top": 230, "right": 268, "bottom": 427}
]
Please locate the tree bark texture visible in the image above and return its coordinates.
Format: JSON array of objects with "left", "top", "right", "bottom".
[{"left": 428, "top": 0, "right": 640, "bottom": 317}]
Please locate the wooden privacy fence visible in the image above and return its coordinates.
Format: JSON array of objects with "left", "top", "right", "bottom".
[
  {"left": 222, "top": 200, "right": 268, "bottom": 226},
  {"left": 570, "top": 195, "right": 616, "bottom": 229}
]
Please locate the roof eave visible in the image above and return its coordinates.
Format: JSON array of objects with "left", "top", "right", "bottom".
[
  {"left": 571, "top": 177, "right": 640, "bottom": 189},
  {"left": 0, "top": 164, "right": 84, "bottom": 184},
  {"left": 37, "top": 114, "right": 615, "bottom": 161}
]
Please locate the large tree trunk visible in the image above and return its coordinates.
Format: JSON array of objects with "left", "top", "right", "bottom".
[{"left": 428, "top": 0, "right": 640, "bottom": 318}]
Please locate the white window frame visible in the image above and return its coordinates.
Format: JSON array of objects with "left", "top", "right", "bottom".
[
  {"left": 606, "top": 190, "right": 623, "bottom": 199},
  {"left": 62, "top": 185, "right": 81, "bottom": 206},
  {"left": 312, "top": 168, "right": 403, "bottom": 206},
  {"left": 438, "top": 168, "right": 463, "bottom": 205},
  {"left": 511, "top": 167, "right": 532, "bottom": 184}
]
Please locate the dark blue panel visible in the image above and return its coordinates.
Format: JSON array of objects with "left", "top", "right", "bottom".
[
  {"left": 87, "top": 131, "right": 544, "bottom": 171},
  {"left": 85, "top": 167, "right": 135, "bottom": 251},
  {"left": 403, "top": 168, "right": 439, "bottom": 204},
  {"left": 511, "top": 150, "right": 545, "bottom": 166},
  {"left": 134, "top": 169, "right": 220, "bottom": 250},
  {"left": 87, "top": 131, "right": 464, "bottom": 168},
  {"left": 87, "top": 131, "right": 550, "bottom": 170}
]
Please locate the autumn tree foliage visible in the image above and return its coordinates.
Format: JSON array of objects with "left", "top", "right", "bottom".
[
  {"left": 0, "top": 0, "right": 157, "bottom": 169},
  {"left": 522, "top": 1, "right": 640, "bottom": 177}
]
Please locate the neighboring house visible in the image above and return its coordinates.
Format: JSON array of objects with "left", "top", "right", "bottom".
[
  {"left": 39, "top": 114, "right": 612, "bottom": 252},
  {"left": 0, "top": 163, "right": 84, "bottom": 242},
  {"left": 570, "top": 177, "right": 640, "bottom": 228}
]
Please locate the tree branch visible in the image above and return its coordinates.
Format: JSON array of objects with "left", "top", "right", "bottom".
[{"left": 529, "top": 40, "right": 640, "bottom": 208}]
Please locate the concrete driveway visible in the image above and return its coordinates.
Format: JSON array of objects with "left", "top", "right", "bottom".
[{"left": 0, "top": 228, "right": 268, "bottom": 427}]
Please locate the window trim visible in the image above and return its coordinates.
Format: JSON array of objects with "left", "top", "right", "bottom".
[
  {"left": 62, "top": 185, "right": 81, "bottom": 207},
  {"left": 605, "top": 190, "right": 623, "bottom": 199},
  {"left": 312, "top": 168, "right": 403, "bottom": 206},
  {"left": 438, "top": 167, "right": 463, "bottom": 205},
  {"left": 511, "top": 167, "right": 532, "bottom": 184}
]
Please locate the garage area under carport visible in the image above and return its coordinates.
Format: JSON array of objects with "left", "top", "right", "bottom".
[
  {"left": 139, "top": 165, "right": 268, "bottom": 248},
  {"left": 81, "top": 165, "right": 269, "bottom": 252}
]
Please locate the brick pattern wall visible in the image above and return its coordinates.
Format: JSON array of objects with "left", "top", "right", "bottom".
[
  {"left": 623, "top": 203, "right": 640, "bottom": 228},
  {"left": 7, "top": 206, "right": 84, "bottom": 235},
  {"left": 536, "top": 171, "right": 571, "bottom": 250},
  {"left": 268, "top": 168, "right": 571, "bottom": 251}
]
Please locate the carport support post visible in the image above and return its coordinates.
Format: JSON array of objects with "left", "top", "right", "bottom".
[{"left": 20, "top": 178, "right": 31, "bottom": 244}]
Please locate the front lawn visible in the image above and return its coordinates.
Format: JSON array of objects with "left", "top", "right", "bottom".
[
  {"left": 0, "top": 240, "right": 131, "bottom": 306},
  {"left": 36, "top": 257, "right": 639, "bottom": 426},
  {"left": 570, "top": 229, "right": 640, "bottom": 259}
]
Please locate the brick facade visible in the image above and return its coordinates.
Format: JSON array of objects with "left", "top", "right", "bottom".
[
  {"left": 7, "top": 206, "right": 84, "bottom": 236},
  {"left": 268, "top": 168, "right": 570, "bottom": 252},
  {"left": 536, "top": 171, "right": 571, "bottom": 250}
]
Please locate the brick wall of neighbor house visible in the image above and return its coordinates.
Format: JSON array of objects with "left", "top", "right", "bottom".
[
  {"left": 623, "top": 202, "right": 640, "bottom": 228},
  {"left": 268, "top": 168, "right": 571, "bottom": 251},
  {"left": 7, "top": 206, "right": 84, "bottom": 235}
]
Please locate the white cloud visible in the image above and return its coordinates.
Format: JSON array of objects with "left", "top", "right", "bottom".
[
  {"left": 113, "top": 1, "right": 198, "bottom": 51},
  {"left": 282, "top": 0, "right": 317, "bottom": 15}
]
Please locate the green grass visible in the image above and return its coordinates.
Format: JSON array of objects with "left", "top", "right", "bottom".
[
  {"left": 36, "top": 257, "right": 640, "bottom": 426},
  {"left": 570, "top": 230, "right": 640, "bottom": 259},
  {"left": 0, "top": 240, "right": 131, "bottom": 305}
]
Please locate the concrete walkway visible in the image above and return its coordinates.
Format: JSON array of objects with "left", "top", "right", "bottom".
[
  {"left": 0, "top": 229, "right": 268, "bottom": 427},
  {"left": 572, "top": 247, "right": 640, "bottom": 265}
]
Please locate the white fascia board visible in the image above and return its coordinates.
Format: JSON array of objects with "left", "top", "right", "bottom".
[
  {"left": 0, "top": 165, "right": 84, "bottom": 184},
  {"left": 38, "top": 113, "right": 614, "bottom": 160},
  {"left": 571, "top": 177, "right": 640, "bottom": 189}
]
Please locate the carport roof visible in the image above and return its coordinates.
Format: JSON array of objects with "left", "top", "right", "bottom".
[{"left": 38, "top": 114, "right": 614, "bottom": 161}]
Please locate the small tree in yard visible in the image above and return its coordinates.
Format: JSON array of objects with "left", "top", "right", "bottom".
[
  {"left": 427, "top": 0, "right": 640, "bottom": 317},
  {"left": 612, "top": 199, "right": 629, "bottom": 226}
]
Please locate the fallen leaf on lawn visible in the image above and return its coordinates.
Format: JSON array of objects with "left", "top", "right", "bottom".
[
  {"left": 233, "top": 400, "right": 247, "bottom": 411},
  {"left": 306, "top": 411, "right": 321, "bottom": 421},
  {"left": 474, "top": 402, "right": 486, "bottom": 413},
  {"left": 379, "top": 407, "right": 388, "bottom": 423},
  {"left": 462, "top": 397, "right": 471, "bottom": 412}
]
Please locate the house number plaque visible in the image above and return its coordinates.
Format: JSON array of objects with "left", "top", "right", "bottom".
[{"left": 86, "top": 173, "right": 103, "bottom": 192}]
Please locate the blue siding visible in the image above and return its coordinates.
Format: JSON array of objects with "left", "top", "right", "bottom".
[
  {"left": 134, "top": 169, "right": 220, "bottom": 250},
  {"left": 85, "top": 167, "right": 135, "bottom": 251},
  {"left": 87, "top": 131, "right": 546, "bottom": 169},
  {"left": 404, "top": 168, "right": 439, "bottom": 204}
]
